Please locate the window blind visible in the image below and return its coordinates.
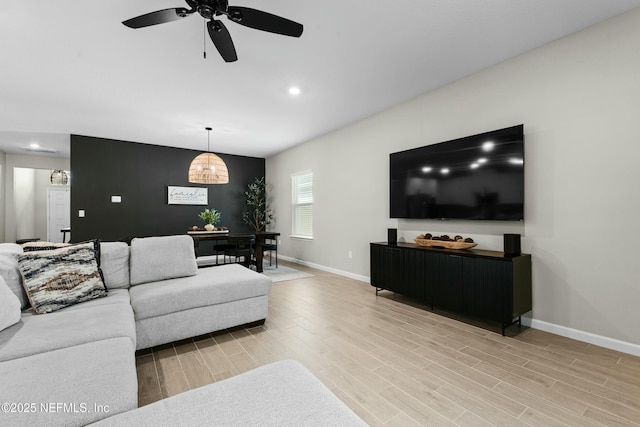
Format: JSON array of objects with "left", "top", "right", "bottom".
[{"left": 292, "top": 171, "right": 313, "bottom": 238}]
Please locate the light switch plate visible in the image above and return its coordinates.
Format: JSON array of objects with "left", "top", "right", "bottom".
[
  {"left": 78, "top": 210, "right": 85, "bottom": 218},
  {"left": 111, "top": 195, "right": 122, "bottom": 203}
]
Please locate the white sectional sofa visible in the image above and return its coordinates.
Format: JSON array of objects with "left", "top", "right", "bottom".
[
  {"left": 114, "top": 235, "right": 273, "bottom": 350},
  {"left": 0, "top": 235, "right": 365, "bottom": 427},
  {"left": 91, "top": 359, "right": 368, "bottom": 427},
  {"left": 0, "top": 235, "right": 273, "bottom": 426}
]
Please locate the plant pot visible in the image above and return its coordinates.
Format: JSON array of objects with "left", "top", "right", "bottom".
[{"left": 204, "top": 224, "right": 215, "bottom": 231}]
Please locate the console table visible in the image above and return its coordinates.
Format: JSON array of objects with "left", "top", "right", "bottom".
[
  {"left": 189, "top": 232, "right": 255, "bottom": 269},
  {"left": 254, "top": 232, "right": 280, "bottom": 273},
  {"left": 370, "top": 242, "right": 532, "bottom": 335},
  {"left": 188, "top": 231, "right": 280, "bottom": 273}
]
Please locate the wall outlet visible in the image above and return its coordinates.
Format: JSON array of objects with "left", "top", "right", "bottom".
[
  {"left": 348, "top": 250, "right": 353, "bottom": 259},
  {"left": 78, "top": 210, "right": 85, "bottom": 218},
  {"left": 111, "top": 195, "right": 122, "bottom": 203}
]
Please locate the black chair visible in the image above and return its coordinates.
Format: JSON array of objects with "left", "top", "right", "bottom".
[
  {"left": 223, "top": 236, "right": 255, "bottom": 268},
  {"left": 16, "top": 238, "right": 40, "bottom": 245},
  {"left": 194, "top": 237, "right": 221, "bottom": 268},
  {"left": 261, "top": 238, "right": 278, "bottom": 268}
]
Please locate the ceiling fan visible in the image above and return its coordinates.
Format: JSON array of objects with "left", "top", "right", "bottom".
[{"left": 122, "top": 0, "right": 303, "bottom": 62}]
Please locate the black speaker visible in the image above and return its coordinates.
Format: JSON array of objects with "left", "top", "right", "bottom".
[
  {"left": 388, "top": 228, "right": 397, "bottom": 245},
  {"left": 503, "top": 234, "right": 521, "bottom": 256}
]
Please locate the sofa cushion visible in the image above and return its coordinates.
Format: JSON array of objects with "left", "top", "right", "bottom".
[
  {"left": 100, "top": 242, "right": 130, "bottom": 289},
  {"left": 89, "top": 360, "right": 367, "bottom": 427},
  {"left": 0, "top": 250, "right": 29, "bottom": 310},
  {"left": 0, "top": 292, "right": 136, "bottom": 362},
  {"left": 0, "top": 243, "right": 22, "bottom": 254},
  {"left": 17, "top": 240, "right": 107, "bottom": 314},
  {"left": 0, "top": 276, "right": 21, "bottom": 332},
  {"left": 60, "top": 288, "right": 131, "bottom": 311},
  {"left": 130, "top": 235, "right": 197, "bottom": 286},
  {"left": 135, "top": 295, "right": 269, "bottom": 350},
  {"left": 129, "top": 263, "right": 272, "bottom": 320},
  {"left": 0, "top": 337, "right": 137, "bottom": 427}
]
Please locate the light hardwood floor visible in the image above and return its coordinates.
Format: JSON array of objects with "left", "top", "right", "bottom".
[{"left": 136, "top": 261, "right": 640, "bottom": 426}]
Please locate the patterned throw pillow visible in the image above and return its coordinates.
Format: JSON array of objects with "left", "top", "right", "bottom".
[
  {"left": 17, "top": 241, "right": 107, "bottom": 314},
  {"left": 21, "top": 241, "right": 71, "bottom": 252}
]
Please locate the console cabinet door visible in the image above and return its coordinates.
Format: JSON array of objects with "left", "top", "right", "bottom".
[
  {"left": 462, "top": 258, "right": 511, "bottom": 323},
  {"left": 384, "top": 246, "right": 406, "bottom": 294},
  {"left": 370, "top": 244, "right": 405, "bottom": 293},
  {"left": 433, "top": 254, "right": 463, "bottom": 312},
  {"left": 404, "top": 250, "right": 427, "bottom": 302},
  {"left": 370, "top": 244, "right": 385, "bottom": 289}
]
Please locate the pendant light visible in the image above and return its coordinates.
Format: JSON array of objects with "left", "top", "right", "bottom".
[
  {"left": 50, "top": 170, "right": 69, "bottom": 185},
  {"left": 188, "top": 127, "right": 229, "bottom": 184}
]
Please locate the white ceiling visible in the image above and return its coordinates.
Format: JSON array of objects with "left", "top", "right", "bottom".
[{"left": 2, "top": 1, "right": 640, "bottom": 159}]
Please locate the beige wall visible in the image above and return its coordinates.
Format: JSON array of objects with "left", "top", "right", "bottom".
[
  {"left": 13, "top": 168, "right": 53, "bottom": 241},
  {"left": 267, "top": 9, "right": 640, "bottom": 352},
  {"left": 0, "top": 150, "right": 6, "bottom": 242},
  {"left": 3, "top": 154, "right": 70, "bottom": 243}
]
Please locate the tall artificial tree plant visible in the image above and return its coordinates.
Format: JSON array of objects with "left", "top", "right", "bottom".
[{"left": 242, "top": 177, "right": 273, "bottom": 232}]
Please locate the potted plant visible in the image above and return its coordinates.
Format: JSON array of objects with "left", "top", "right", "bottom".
[
  {"left": 242, "top": 177, "right": 273, "bottom": 232},
  {"left": 198, "top": 208, "right": 221, "bottom": 231}
]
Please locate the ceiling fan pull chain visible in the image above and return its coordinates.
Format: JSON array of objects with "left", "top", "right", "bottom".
[{"left": 203, "top": 20, "right": 207, "bottom": 59}]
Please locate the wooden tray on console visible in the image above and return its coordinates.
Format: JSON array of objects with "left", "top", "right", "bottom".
[{"left": 414, "top": 238, "right": 477, "bottom": 250}]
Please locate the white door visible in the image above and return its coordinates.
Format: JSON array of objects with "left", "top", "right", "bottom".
[{"left": 48, "top": 188, "right": 70, "bottom": 243}]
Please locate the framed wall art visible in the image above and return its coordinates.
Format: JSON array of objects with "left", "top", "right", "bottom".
[{"left": 167, "top": 186, "right": 208, "bottom": 205}]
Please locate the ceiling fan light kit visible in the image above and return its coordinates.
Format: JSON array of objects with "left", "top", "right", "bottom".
[
  {"left": 122, "top": 0, "right": 303, "bottom": 62},
  {"left": 188, "top": 127, "right": 229, "bottom": 184}
]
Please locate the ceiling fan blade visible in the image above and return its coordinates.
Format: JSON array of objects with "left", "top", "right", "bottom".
[
  {"left": 122, "top": 8, "right": 191, "bottom": 29},
  {"left": 227, "top": 7, "right": 303, "bottom": 37},
  {"left": 207, "top": 20, "right": 238, "bottom": 62}
]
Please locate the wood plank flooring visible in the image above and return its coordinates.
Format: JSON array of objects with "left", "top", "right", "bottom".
[{"left": 136, "top": 261, "right": 640, "bottom": 426}]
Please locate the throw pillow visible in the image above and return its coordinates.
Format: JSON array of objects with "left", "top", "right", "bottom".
[
  {"left": 0, "top": 275, "right": 21, "bottom": 332},
  {"left": 17, "top": 241, "right": 107, "bottom": 314},
  {"left": 21, "top": 241, "right": 71, "bottom": 252}
]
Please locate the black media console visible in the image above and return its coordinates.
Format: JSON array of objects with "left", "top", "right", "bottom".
[{"left": 370, "top": 242, "right": 532, "bottom": 335}]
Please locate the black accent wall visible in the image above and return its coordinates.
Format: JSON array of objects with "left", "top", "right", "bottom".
[{"left": 70, "top": 135, "right": 265, "bottom": 243}]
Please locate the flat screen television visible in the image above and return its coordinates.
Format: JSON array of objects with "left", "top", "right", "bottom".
[{"left": 390, "top": 124, "right": 524, "bottom": 221}]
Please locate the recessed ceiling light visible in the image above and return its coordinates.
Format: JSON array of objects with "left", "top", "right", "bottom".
[
  {"left": 482, "top": 141, "right": 495, "bottom": 152},
  {"left": 421, "top": 166, "right": 432, "bottom": 173},
  {"left": 20, "top": 144, "right": 57, "bottom": 153},
  {"left": 477, "top": 158, "right": 488, "bottom": 164},
  {"left": 441, "top": 168, "right": 450, "bottom": 175},
  {"left": 288, "top": 86, "right": 301, "bottom": 96},
  {"left": 509, "top": 158, "right": 524, "bottom": 165},
  {"left": 470, "top": 163, "right": 479, "bottom": 169}
]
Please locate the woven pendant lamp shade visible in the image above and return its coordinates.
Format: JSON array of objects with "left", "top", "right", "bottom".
[
  {"left": 50, "top": 169, "right": 69, "bottom": 185},
  {"left": 188, "top": 153, "right": 229, "bottom": 184},
  {"left": 188, "top": 127, "right": 229, "bottom": 184}
]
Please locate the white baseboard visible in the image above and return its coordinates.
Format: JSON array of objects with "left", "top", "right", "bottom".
[
  {"left": 280, "top": 255, "right": 640, "bottom": 357},
  {"left": 278, "top": 255, "right": 370, "bottom": 284},
  {"left": 521, "top": 317, "right": 640, "bottom": 357}
]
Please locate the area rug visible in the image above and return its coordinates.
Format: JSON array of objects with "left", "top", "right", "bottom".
[{"left": 260, "top": 264, "right": 313, "bottom": 283}]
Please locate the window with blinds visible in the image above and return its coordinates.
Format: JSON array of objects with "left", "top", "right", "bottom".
[{"left": 292, "top": 170, "right": 313, "bottom": 238}]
